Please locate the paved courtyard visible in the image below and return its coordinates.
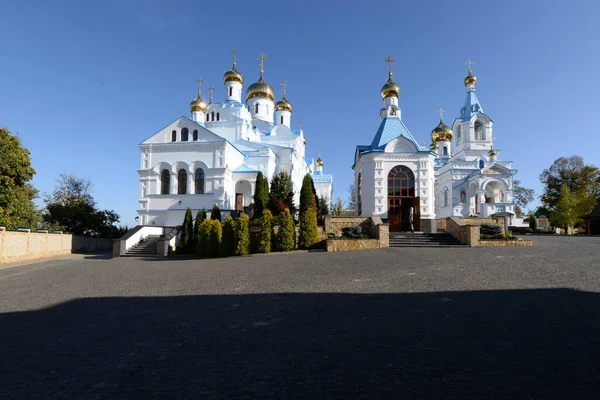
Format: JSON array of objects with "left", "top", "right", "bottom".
[{"left": 1, "top": 235, "right": 600, "bottom": 399}]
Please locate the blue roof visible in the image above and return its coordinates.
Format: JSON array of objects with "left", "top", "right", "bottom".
[
  {"left": 458, "top": 88, "right": 489, "bottom": 122},
  {"left": 313, "top": 174, "right": 333, "bottom": 183},
  {"left": 225, "top": 100, "right": 242, "bottom": 106},
  {"left": 233, "top": 164, "right": 258, "bottom": 173},
  {"left": 369, "top": 117, "right": 421, "bottom": 150}
]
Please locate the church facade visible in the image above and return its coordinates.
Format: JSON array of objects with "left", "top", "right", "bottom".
[
  {"left": 354, "top": 59, "right": 517, "bottom": 232},
  {"left": 137, "top": 52, "right": 333, "bottom": 227}
]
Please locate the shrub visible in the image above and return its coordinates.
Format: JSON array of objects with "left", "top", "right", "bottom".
[
  {"left": 298, "top": 206, "right": 318, "bottom": 249},
  {"left": 341, "top": 226, "right": 370, "bottom": 238},
  {"left": 275, "top": 208, "right": 295, "bottom": 252},
  {"left": 525, "top": 228, "right": 533, "bottom": 233},
  {"left": 269, "top": 172, "right": 296, "bottom": 216},
  {"left": 480, "top": 223, "right": 503, "bottom": 236},
  {"left": 221, "top": 216, "right": 235, "bottom": 257},
  {"left": 193, "top": 209, "right": 207, "bottom": 251},
  {"left": 179, "top": 207, "right": 194, "bottom": 253},
  {"left": 197, "top": 219, "right": 222, "bottom": 258},
  {"left": 253, "top": 172, "right": 269, "bottom": 220},
  {"left": 210, "top": 204, "right": 221, "bottom": 222},
  {"left": 529, "top": 215, "right": 537, "bottom": 231},
  {"left": 257, "top": 209, "right": 273, "bottom": 253},
  {"left": 234, "top": 213, "right": 250, "bottom": 256}
]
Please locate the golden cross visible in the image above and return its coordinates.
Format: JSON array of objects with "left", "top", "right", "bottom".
[
  {"left": 208, "top": 86, "right": 215, "bottom": 103},
  {"left": 384, "top": 56, "right": 394, "bottom": 76},
  {"left": 281, "top": 80, "right": 288, "bottom": 97},
  {"left": 230, "top": 49, "right": 238, "bottom": 67},
  {"left": 465, "top": 58, "right": 474, "bottom": 74},
  {"left": 196, "top": 77, "right": 204, "bottom": 96},
  {"left": 297, "top": 120, "right": 303, "bottom": 130},
  {"left": 258, "top": 53, "right": 267, "bottom": 76},
  {"left": 438, "top": 107, "right": 445, "bottom": 120}
]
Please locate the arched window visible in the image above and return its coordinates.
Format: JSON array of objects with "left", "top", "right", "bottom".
[
  {"left": 443, "top": 146, "right": 448, "bottom": 155},
  {"left": 216, "top": 113, "right": 220, "bottom": 121},
  {"left": 255, "top": 104, "right": 259, "bottom": 114},
  {"left": 456, "top": 126, "right": 461, "bottom": 144},
  {"left": 443, "top": 188, "right": 449, "bottom": 207},
  {"left": 479, "top": 160, "right": 484, "bottom": 169},
  {"left": 229, "top": 87, "right": 233, "bottom": 96},
  {"left": 171, "top": 130, "right": 177, "bottom": 142},
  {"left": 177, "top": 169, "right": 187, "bottom": 194},
  {"left": 161, "top": 170, "right": 170, "bottom": 194},
  {"left": 211, "top": 111, "right": 215, "bottom": 121},
  {"left": 357, "top": 173, "right": 362, "bottom": 216},
  {"left": 181, "top": 128, "right": 189, "bottom": 141},
  {"left": 460, "top": 190, "right": 467, "bottom": 203},
  {"left": 474, "top": 121, "right": 484, "bottom": 140},
  {"left": 193, "top": 130, "right": 198, "bottom": 141},
  {"left": 281, "top": 116, "right": 284, "bottom": 124},
  {"left": 387, "top": 165, "right": 415, "bottom": 197},
  {"left": 195, "top": 168, "right": 205, "bottom": 194}
]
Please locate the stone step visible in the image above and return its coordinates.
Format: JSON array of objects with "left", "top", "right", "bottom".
[{"left": 390, "top": 244, "right": 469, "bottom": 248}]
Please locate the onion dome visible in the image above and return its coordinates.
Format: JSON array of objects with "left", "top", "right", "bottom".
[
  {"left": 275, "top": 96, "right": 293, "bottom": 112},
  {"left": 430, "top": 119, "right": 453, "bottom": 142},
  {"left": 316, "top": 155, "right": 324, "bottom": 167},
  {"left": 381, "top": 76, "right": 400, "bottom": 99},
  {"left": 429, "top": 142, "right": 438, "bottom": 151},
  {"left": 488, "top": 145, "right": 497, "bottom": 157},
  {"left": 223, "top": 66, "right": 243, "bottom": 85},
  {"left": 464, "top": 73, "right": 477, "bottom": 86},
  {"left": 247, "top": 76, "right": 275, "bottom": 101},
  {"left": 190, "top": 95, "right": 207, "bottom": 113}
]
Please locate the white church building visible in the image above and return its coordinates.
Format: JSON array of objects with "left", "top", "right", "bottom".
[
  {"left": 353, "top": 59, "right": 517, "bottom": 232},
  {"left": 137, "top": 52, "right": 333, "bottom": 227}
]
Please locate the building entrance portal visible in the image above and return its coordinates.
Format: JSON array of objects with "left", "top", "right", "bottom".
[{"left": 387, "top": 165, "right": 420, "bottom": 232}]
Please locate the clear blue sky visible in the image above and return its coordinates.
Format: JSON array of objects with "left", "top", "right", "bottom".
[{"left": 2, "top": 0, "right": 599, "bottom": 226}]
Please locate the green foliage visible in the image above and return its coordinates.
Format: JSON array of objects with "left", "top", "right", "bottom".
[
  {"left": 480, "top": 223, "right": 503, "bottom": 236},
  {"left": 551, "top": 184, "right": 579, "bottom": 229},
  {"left": 298, "top": 203, "right": 318, "bottom": 249},
  {"left": 525, "top": 228, "right": 534, "bottom": 234},
  {"left": 256, "top": 209, "right": 272, "bottom": 253},
  {"left": 179, "top": 207, "right": 194, "bottom": 253},
  {"left": 274, "top": 208, "right": 295, "bottom": 251},
  {"left": 341, "top": 226, "right": 369, "bottom": 238},
  {"left": 529, "top": 213, "right": 538, "bottom": 231},
  {"left": 221, "top": 215, "right": 235, "bottom": 257},
  {"left": 332, "top": 197, "right": 345, "bottom": 216},
  {"left": 0, "top": 127, "right": 40, "bottom": 228},
  {"left": 253, "top": 172, "right": 270, "bottom": 220},
  {"left": 299, "top": 174, "right": 315, "bottom": 216},
  {"left": 210, "top": 204, "right": 222, "bottom": 221},
  {"left": 269, "top": 172, "right": 295, "bottom": 215},
  {"left": 347, "top": 183, "right": 356, "bottom": 214},
  {"left": 234, "top": 213, "right": 250, "bottom": 256},
  {"left": 193, "top": 209, "right": 206, "bottom": 250},
  {"left": 513, "top": 180, "right": 535, "bottom": 215},
  {"left": 318, "top": 197, "right": 329, "bottom": 225},
  {"left": 42, "top": 173, "right": 125, "bottom": 238},
  {"left": 540, "top": 156, "right": 600, "bottom": 214},
  {"left": 196, "top": 219, "right": 222, "bottom": 258}
]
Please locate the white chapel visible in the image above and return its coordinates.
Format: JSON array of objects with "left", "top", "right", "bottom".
[
  {"left": 353, "top": 58, "right": 517, "bottom": 232},
  {"left": 136, "top": 52, "right": 333, "bottom": 227}
]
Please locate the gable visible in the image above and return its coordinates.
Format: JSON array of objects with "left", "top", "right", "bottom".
[
  {"left": 384, "top": 136, "right": 419, "bottom": 153},
  {"left": 141, "top": 117, "right": 226, "bottom": 144},
  {"left": 482, "top": 164, "right": 512, "bottom": 175}
]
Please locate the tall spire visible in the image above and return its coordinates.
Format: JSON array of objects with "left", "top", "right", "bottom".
[{"left": 381, "top": 55, "right": 400, "bottom": 100}]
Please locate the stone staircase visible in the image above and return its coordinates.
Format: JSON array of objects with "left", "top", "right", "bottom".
[
  {"left": 389, "top": 232, "right": 469, "bottom": 248},
  {"left": 123, "top": 235, "right": 161, "bottom": 257}
]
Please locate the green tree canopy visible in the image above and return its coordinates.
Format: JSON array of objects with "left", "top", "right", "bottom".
[
  {"left": 513, "top": 180, "right": 535, "bottom": 217},
  {"left": 43, "top": 173, "right": 126, "bottom": 237},
  {"left": 551, "top": 184, "right": 579, "bottom": 230},
  {"left": 0, "top": 127, "right": 40, "bottom": 228},
  {"left": 253, "top": 172, "right": 269, "bottom": 219},
  {"left": 269, "top": 171, "right": 295, "bottom": 215},
  {"left": 179, "top": 207, "right": 194, "bottom": 253},
  {"left": 540, "top": 156, "right": 600, "bottom": 211},
  {"left": 210, "top": 204, "right": 222, "bottom": 221}
]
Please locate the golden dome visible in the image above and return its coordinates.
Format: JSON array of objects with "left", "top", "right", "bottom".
[
  {"left": 464, "top": 74, "right": 477, "bottom": 86},
  {"left": 488, "top": 145, "right": 497, "bottom": 157},
  {"left": 190, "top": 96, "right": 207, "bottom": 113},
  {"left": 275, "top": 96, "right": 293, "bottom": 112},
  {"left": 381, "top": 76, "right": 400, "bottom": 99},
  {"left": 431, "top": 120, "right": 453, "bottom": 142},
  {"left": 429, "top": 142, "right": 438, "bottom": 151},
  {"left": 246, "top": 77, "right": 275, "bottom": 101},
  {"left": 223, "top": 67, "right": 243, "bottom": 85},
  {"left": 316, "top": 155, "right": 324, "bottom": 167}
]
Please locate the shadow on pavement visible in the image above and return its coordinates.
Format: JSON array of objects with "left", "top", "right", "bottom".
[{"left": 1, "top": 289, "right": 599, "bottom": 399}]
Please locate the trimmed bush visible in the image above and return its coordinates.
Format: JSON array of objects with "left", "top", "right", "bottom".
[
  {"left": 480, "top": 223, "right": 503, "bottom": 236},
  {"left": 298, "top": 206, "right": 318, "bottom": 249},
  {"left": 234, "top": 213, "right": 250, "bottom": 256},
  {"left": 275, "top": 208, "right": 295, "bottom": 252},
  {"left": 529, "top": 215, "right": 537, "bottom": 231},
  {"left": 257, "top": 209, "right": 273, "bottom": 253},
  {"left": 269, "top": 172, "right": 296, "bottom": 216},
  {"left": 210, "top": 204, "right": 221, "bottom": 222},
  {"left": 341, "top": 226, "right": 369, "bottom": 238},
  {"left": 197, "top": 219, "right": 222, "bottom": 258},
  {"left": 180, "top": 207, "right": 194, "bottom": 253},
  {"left": 221, "top": 216, "right": 235, "bottom": 257},
  {"left": 193, "top": 209, "right": 206, "bottom": 251}
]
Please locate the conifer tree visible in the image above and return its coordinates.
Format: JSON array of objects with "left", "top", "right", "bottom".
[
  {"left": 221, "top": 215, "right": 235, "bottom": 257},
  {"left": 299, "top": 174, "right": 315, "bottom": 216},
  {"left": 253, "top": 172, "right": 269, "bottom": 219},
  {"left": 210, "top": 204, "right": 221, "bottom": 221},
  {"left": 234, "top": 214, "right": 250, "bottom": 256},
  {"left": 180, "top": 207, "right": 193, "bottom": 253},
  {"left": 298, "top": 176, "right": 318, "bottom": 249},
  {"left": 269, "top": 171, "right": 295, "bottom": 215},
  {"left": 257, "top": 209, "right": 273, "bottom": 253},
  {"left": 275, "top": 208, "right": 295, "bottom": 251},
  {"left": 194, "top": 208, "right": 206, "bottom": 252}
]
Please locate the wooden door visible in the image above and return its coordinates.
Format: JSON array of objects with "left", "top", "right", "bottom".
[
  {"left": 235, "top": 193, "right": 243, "bottom": 211},
  {"left": 388, "top": 198, "right": 402, "bottom": 231}
]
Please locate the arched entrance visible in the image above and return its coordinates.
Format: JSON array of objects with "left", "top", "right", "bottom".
[
  {"left": 235, "top": 180, "right": 253, "bottom": 212},
  {"left": 387, "top": 165, "right": 420, "bottom": 232}
]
